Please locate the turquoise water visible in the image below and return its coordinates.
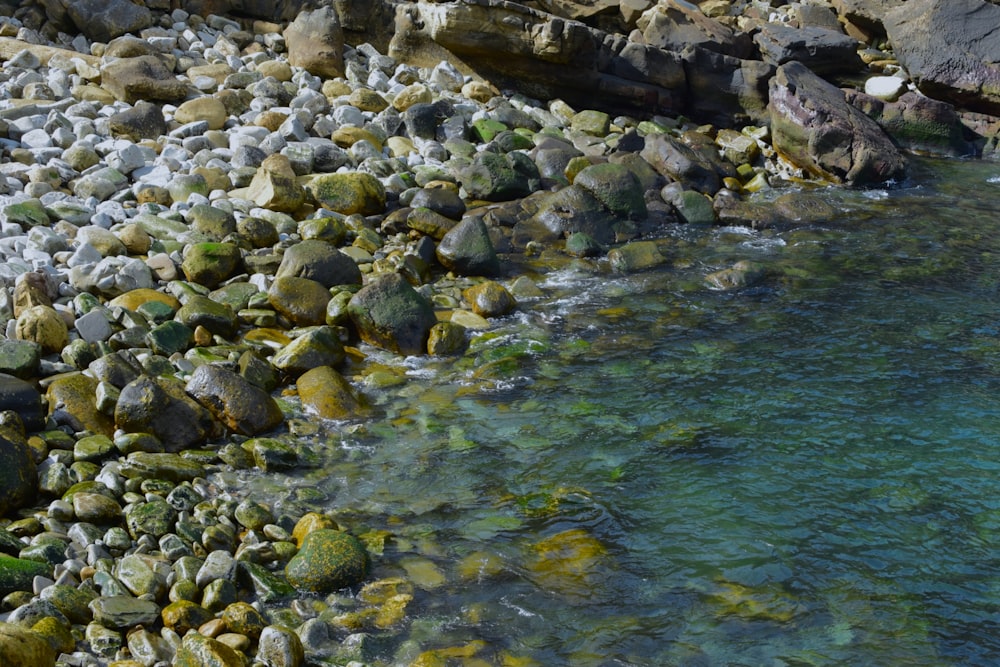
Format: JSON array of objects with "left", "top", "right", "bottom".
[{"left": 233, "top": 158, "right": 1000, "bottom": 665}]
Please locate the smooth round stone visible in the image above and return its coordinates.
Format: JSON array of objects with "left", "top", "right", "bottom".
[
  {"left": 174, "top": 97, "right": 229, "bottom": 130},
  {"left": 89, "top": 596, "right": 160, "bottom": 629},
  {"left": 865, "top": 75, "right": 908, "bottom": 102},
  {"left": 72, "top": 492, "right": 122, "bottom": 524},
  {"left": 257, "top": 625, "right": 304, "bottom": 667},
  {"left": 221, "top": 601, "right": 266, "bottom": 639},
  {"left": 161, "top": 599, "right": 213, "bottom": 634}
]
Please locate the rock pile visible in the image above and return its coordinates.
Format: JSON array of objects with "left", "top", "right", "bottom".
[{"left": 0, "top": 0, "right": 996, "bottom": 665}]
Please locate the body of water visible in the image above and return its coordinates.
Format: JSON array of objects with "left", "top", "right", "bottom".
[{"left": 225, "top": 158, "right": 1000, "bottom": 665}]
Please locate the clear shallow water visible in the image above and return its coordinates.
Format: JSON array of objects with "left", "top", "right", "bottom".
[{"left": 229, "top": 158, "right": 1000, "bottom": 665}]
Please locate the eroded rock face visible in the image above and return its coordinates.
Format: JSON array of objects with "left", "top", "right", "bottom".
[
  {"left": 389, "top": 0, "right": 686, "bottom": 117},
  {"left": 884, "top": 0, "right": 1000, "bottom": 116},
  {"left": 769, "top": 62, "right": 907, "bottom": 185}
]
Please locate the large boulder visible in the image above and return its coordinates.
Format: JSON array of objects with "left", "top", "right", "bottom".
[
  {"left": 768, "top": 61, "right": 907, "bottom": 185},
  {"left": 0, "top": 416, "right": 36, "bottom": 518},
  {"left": 275, "top": 240, "right": 363, "bottom": 288},
  {"left": 65, "top": 0, "right": 152, "bottom": 43},
  {"left": 184, "top": 364, "right": 284, "bottom": 436},
  {"left": 846, "top": 90, "right": 976, "bottom": 158},
  {"left": 640, "top": 132, "right": 722, "bottom": 194},
  {"left": 0, "top": 374, "right": 44, "bottom": 431},
  {"left": 754, "top": 23, "right": 863, "bottom": 75},
  {"left": 389, "top": 0, "right": 685, "bottom": 117},
  {"left": 884, "top": 0, "right": 1000, "bottom": 115},
  {"left": 101, "top": 56, "right": 189, "bottom": 104},
  {"left": 637, "top": 0, "right": 754, "bottom": 59},
  {"left": 46, "top": 373, "right": 114, "bottom": 437},
  {"left": 436, "top": 217, "right": 501, "bottom": 277},
  {"left": 0, "top": 621, "right": 56, "bottom": 667},
  {"left": 115, "top": 376, "right": 223, "bottom": 452},
  {"left": 284, "top": 4, "right": 345, "bottom": 79},
  {"left": 348, "top": 273, "right": 437, "bottom": 355}
]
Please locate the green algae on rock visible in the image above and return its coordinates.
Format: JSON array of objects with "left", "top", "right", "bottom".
[{"left": 285, "top": 529, "right": 370, "bottom": 594}]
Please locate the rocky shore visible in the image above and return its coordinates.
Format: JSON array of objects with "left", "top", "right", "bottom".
[{"left": 0, "top": 0, "right": 997, "bottom": 665}]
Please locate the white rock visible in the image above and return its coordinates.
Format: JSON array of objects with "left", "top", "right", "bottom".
[{"left": 865, "top": 75, "right": 907, "bottom": 102}]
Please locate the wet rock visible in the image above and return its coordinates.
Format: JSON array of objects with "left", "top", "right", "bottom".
[
  {"left": 0, "top": 621, "right": 55, "bottom": 667},
  {"left": 120, "top": 452, "right": 206, "bottom": 483},
  {"left": 410, "top": 187, "right": 466, "bottom": 219},
  {"left": 89, "top": 596, "right": 160, "bottom": 630},
  {"left": 846, "top": 90, "right": 976, "bottom": 158},
  {"left": 176, "top": 295, "right": 239, "bottom": 339},
  {"left": 705, "top": 260, "right": 767, "bottom": 290},
  {"left": 427, "top": 321, "right": 468, "bottom": 356},
  {"left": 456, "top": 151, "right": 539, "bottom": 202},
  {"left": 297, "top": 365, "right": 367, "bottom": 421},
  {"left": 185, "top": 364, "right": 284, "bottom": 436},
  {"left": 463, "top": 281, "right": 516, "bottom": 318},
  {"left": 181, "top": 243, "right": 243, "bottom": 289},
  {"left": 285, "top": 529, "right": 369, "bottom": 593},
  {"left": 46, "top": 373, "right": 114, "bottom": 437},
  {"left": 754, "top": 23, "right": 863, "bottom": 75},
  {"left": 101, "top": 56, "right": 189, "bottom": 104},
  {"left": 268, "top": 276, "right": 332, "bottom": 327},
  {"left": 307, "top": 172, "right": 386, "bottom": 216},
  {"left": 275, "top": 240, "right": 362, "bottom": 288},
  {"left": 436, "top": 217, "right": 501, "bottom": 277},
  {"left": 243, "top": 437, "right": 298, "bottom": 472},
  {"left": 0, "top": 374, "right": 43, "bottom": 430},
  {"left": 608, "top": 240, "right": 667, "bottom": 272},
  {"left": 115, "top": 376, "right": 223, "bottom": 452},
  {"left": 348, "top": 273, "right": 437, "bottom": 355},
  {"left": 0, "top": 555, "right": 50, "bottom": 596},
  {"left": 175, "top": 632, "right": 250, "bottom": 667},
  {"left": 270, "top": 326, "right": 345, "bottom": 377},
  {"left": 884, "top": 0, "right": 1000, "bottom": 115},
  {"left": 525, "top": 185, "right": 618, "bottom": 245},
  {"left": 573, "top": 162, "right": 647, "bottom": 221},
  {"left": 284, "top": 4, "right": 345, "bottom": 79},
  {"left": 162, "top": 600, "right": 214, "bottom": 635},
  {"left": 257, "top": 625, "right": 305, "bottom": 667},
  {"left": 769, "top": 62, "right": 906, "bottom": 185},
  {"left": 641, "top": 132, "right": 722, "bottom": 194}
]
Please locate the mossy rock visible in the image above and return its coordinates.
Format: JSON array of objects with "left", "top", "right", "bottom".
[
  {"left": 0, "top": 555, "right": 52, "bottom": 596},
  {"left": 181, "top": 243, "right": 243, "bottom": 289},
  {"left": 0, "top": 621, "right": 56, "bottom": 667},
  {"left": 285, "top": 529, "right": 369, "bottom": 593},
  {"left": 0, "top": 431, "right": 36, "bottom": 518},
  {"left": 573, "top": 162, "right": 647, "bottom": 221},
  {"left": 307, "top": 172, "right": 386, "bottom": 216}
]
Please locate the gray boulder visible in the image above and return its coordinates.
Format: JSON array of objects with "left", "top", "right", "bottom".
[
  {"left": 884, "top": 0, "right": 1000, "bottom": 115},
  {"left": 436, "top": 217, "right": 501, "bottom": 277},
  {"left": 640, "top": 133, "right": 722, "bottom": 194},
  {"left": 65, "top": 0, "right": 152, "bottom": 43},
  {"left": 0, "top": 374, "right": 43, "bottom": 431},
  {"left": 754, "top": 24, "right": 863, "bottom": 75},
  {"left": 348, "top": 273, "right": 437, "bottom": 355},
  {"left": 768, "top": 61, "right": 907, "bottom": 185},
  {"left": 457, "top": 151, "right": 540, "bottom": 202},
  {"left": 525, "top": 185, "right": 618, "bottom": 245},
  {"left": 275, "top": 240, "right": 362, "bottom": 288},
  {"left": 846, "top": 90, "right": 976, "bottom": 158},
  {"left": 101, "top": 56, "right": 189, "bottom": 104},
  {"left": 115, "top": 376, "right": 223, "bottom": 452},
  {"left": 0, "top": 416, "right": 36, "bottom": 518}
]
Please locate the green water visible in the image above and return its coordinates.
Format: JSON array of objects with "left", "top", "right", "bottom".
[{"left": 227, "top": 158, "right": 1000, "bottom": 665}]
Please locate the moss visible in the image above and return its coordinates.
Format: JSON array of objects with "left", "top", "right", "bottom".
[{"left": 285, "top": 529, "right": 370, "bottom": 593}]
